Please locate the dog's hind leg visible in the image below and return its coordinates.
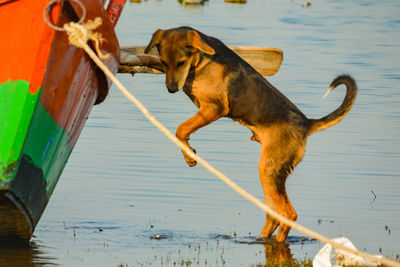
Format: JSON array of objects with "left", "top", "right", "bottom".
[
  {"left": 257, "top": 139, "right": 302, "bottom": 242},
  {"left": 258, "top": 156, "right": 279, "bottom": 238},
  {"left": 258, "top": 163, "right": 298, "bottom": 242},
  {"left": 275, "top": 194, "right": 297, "bottom": 243}
]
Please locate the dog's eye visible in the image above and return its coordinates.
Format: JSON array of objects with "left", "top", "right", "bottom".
[
  {"left": 160, "top": 60, "right": 168, "bottom": 69},
  {"left": 176, "top": 61, "right": 185, "bottom": 68}
]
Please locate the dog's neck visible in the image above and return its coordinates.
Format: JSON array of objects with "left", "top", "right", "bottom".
[{"left": 191, "top": 51, "right": 214, "bottom": 72}]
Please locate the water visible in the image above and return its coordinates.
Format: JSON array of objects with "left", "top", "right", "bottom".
[{"left": 2, "top": 0, "right": 400, "bottom": 266}]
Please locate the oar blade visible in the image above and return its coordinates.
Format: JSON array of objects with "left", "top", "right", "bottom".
[{"left": 120, "top": 45, "right": 283, "bottom": 76}]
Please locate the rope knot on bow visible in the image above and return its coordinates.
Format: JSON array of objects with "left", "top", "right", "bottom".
[{"left": 63, "top": 17, "right": 109, "bottom": 59}]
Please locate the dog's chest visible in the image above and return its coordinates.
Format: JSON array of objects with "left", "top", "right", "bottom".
[{"left": 184, "top": 66, "right": 230, "bottom": 111}]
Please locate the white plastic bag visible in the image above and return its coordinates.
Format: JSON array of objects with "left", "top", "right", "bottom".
[{"left": 313, "top": 237, "right": 382, "bottom": 267}]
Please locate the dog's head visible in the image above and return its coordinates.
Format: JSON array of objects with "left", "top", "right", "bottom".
[{"left": 145, "top": 27, "right": 215, "bottom": 93}]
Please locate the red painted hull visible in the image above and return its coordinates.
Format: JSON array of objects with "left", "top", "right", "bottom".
[
  {"left": 41, "top": 0, "right": 121, "bottom": 147},
  {"left": 0, "top": 0, "right": 125, "bottom": 240}
]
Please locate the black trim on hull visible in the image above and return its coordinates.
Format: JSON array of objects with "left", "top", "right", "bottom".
[{"left": 0, "top": 155, "right": 49, "bottom": 241}]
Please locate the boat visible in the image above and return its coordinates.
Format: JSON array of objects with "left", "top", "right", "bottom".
[
  {"left": 178, "top": 0, "right": 208, "bottom": 5},
  {"left": 0, "top": 0, "right": 126, "bottom": 241},
  {"left": 224, "top": 0, "right": 247, "bottom": 3}
]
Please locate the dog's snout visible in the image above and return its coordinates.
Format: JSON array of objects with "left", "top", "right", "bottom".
[
  {"left": 166, "top": 80, "right": 179, "bottom": 93},
  {"left": 167, "top": 86, "right": 179, "bottom": 93}
]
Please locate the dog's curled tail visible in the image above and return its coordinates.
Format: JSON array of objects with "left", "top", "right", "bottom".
[{"left": 308, "top": 74, "right": 357, "bottom": 135}]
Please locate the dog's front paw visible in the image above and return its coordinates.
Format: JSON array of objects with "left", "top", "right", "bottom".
[
  {"left": 185, "top": 157, "right": 197, "bottom": 167},
  {"left": 183, "top": 148, "right": 197, "bottom": 167}
]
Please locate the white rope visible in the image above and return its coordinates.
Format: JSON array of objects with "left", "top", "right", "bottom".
[{"left": 62, "top": 20, "right": 400, "bottom": 267}]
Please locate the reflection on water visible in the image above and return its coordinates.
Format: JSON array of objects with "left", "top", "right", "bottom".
[
  {"left": 236, "top": 235, "right": 316, "bottom": 265},
  {"left": 0, "top": 241, "right": 56, "bottom": 266},
  {"left": 264, "top": 242, "right": 294, "bottom": 265},
  {"left": 1, "top": 0, "right": 400, "bottom": 266}
]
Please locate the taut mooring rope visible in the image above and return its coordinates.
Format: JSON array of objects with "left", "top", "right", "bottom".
[{"left": 44, "top": 5, "right": 400, "bottom": 266}]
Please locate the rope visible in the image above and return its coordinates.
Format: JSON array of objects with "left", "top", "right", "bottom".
[
  {"left": 45, "top": 7, "right": 400, "bottom": 266},
  {"left": 43, "top": 0, "right": 108, "bottom": 59},
  {"left": 64, "top": 18, "right": 110, "bottom": 59}
]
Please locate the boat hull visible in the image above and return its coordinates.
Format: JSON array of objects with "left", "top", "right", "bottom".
[{"left": 0, "top": 0, "right": 121, "bottom": 240}]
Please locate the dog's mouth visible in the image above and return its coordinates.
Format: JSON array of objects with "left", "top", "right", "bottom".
[{"left": 166, "top": 79, "right": 183, "bottom": 93}]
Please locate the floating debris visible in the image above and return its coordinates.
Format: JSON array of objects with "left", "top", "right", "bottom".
[
  {"left": 302, "top": 2, "right": 311, "bottom": 7},
  {"left": 317, "top": 218, "right": 336, "bottom": 225},
  {"left": 150, "top": 233, "right": 170, "bottom": 240},
  {"left": 371, "top": 190, "right": 377, "bottom": 201},
  {"left": 385, "top": 225, "right": 391, "bottom": 235}
]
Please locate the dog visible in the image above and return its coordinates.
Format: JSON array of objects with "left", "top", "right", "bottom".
[{"left": 145, "top": 26, "right": 357, "bottom": 242}]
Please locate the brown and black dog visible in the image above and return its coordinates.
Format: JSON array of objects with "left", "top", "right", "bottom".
[{"left": 145, "top": 26, "right": 357, "bottom": 242}]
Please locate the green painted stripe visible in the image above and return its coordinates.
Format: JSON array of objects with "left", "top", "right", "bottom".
[
  {"left": 21, "top": 100, "right": 71, "bottom": 198},
  {"left": 0, "top": 80, "right": 41, "bottom": 186},
  {"left": 1, "top": 80, "right": 72, "bottom": 198}
]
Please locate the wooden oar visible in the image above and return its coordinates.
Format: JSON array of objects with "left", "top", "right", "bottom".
[
  {"left": 119, "top": 45, "right": 283, "bottom": 77},
  {"left": 230, "top": 46, "right": 283, "bottom": 76}
]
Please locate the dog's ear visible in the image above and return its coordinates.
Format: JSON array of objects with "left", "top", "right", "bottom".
[
  {"left": 186, "top": 30, "right": 215, "bottom": 55},
  {"left": 145, "top": 29, "right": 164, "bottom": 54}
]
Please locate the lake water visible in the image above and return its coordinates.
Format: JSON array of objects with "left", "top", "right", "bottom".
[{"left": 2, "top": 0, "right": 400, "bottom": 266}]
